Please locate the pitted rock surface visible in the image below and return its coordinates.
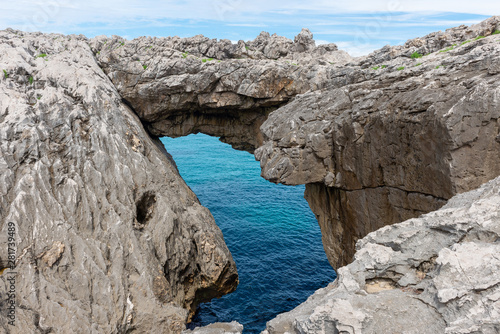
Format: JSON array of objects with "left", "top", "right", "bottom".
[
  {"left": 0, "top": 30, "right": 237, "bottom": 333},
  {"left": 263, "top": 175, "right": 500, "bottom": 334},
  {"left": 1, "top": 16, "right": 500, "bottom": 334}
]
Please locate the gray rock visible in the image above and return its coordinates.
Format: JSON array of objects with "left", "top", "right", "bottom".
[
  {"left": 255, "top": 17, "right": 500, "bottom": 267},
  {"left": 90, "top": 29, "right": 352, "bottom": 152},
  {"left": 93, "top": 16, "right": 500, "bottom": 269},
  {"left": 0, "top": 30, "right": 237, "bottom": 333},
  {"left": 263, "top": 175, "right": 500, "bottom": 334},
  {"left": 183, "top": 321, "right": 243, "bottom": 334},
  {"left": 1, "top": 16, "right": 500, "bottom": 334},
  {"left": 293, "top": 28, "right": 315, "bottom": 53}
]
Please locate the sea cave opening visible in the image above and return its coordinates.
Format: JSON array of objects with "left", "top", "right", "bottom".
[{"left": 160, "top": 133, "right": 336, "bottom": 333}]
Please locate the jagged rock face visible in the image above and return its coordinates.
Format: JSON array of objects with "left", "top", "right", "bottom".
[
  {"left": 0, "top": 30, "right": 237, "bottom": 333},
  {"left": 255, "top": 16, "right": 500, "bottom": 267},
  {"left": 91, "top": 31, "right": 351, "bottom": 151},
  {"left": 1, "top": 17, "right": 500, "bottom": 334},
  {"left": 263, "top": 175, "right": 500, "bottom": 334},
  {"left": 182, "top": 321, "right": 243, "bottom": 334},
  {"left": 92, "top": 16, "right": 500, "bottom": 270}
]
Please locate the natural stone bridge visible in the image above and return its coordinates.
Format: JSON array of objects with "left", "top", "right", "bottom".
[
  {"left": 1, "top": 16, "right": 500, "bottom": 333},
  {"left": 94, "top": 18, "right": 500, "bottom": 268}
]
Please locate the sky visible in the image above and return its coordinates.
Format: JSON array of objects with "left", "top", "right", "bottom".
[{"left": 1, "top": 1, "right": 498, "bottom": 56}]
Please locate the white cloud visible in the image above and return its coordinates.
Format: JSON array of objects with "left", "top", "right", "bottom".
[
  {"left": 227, "top": 23, "right": 268, "bottom": 27},
  {"left": 3, "top": 0, "right": 499, "bottom": 31},
  {"left": 315, "top": 39, "right": 332, "bottom": 45},
  {"left": 335, "top": 41, "right": 385, "bottom": 57}
]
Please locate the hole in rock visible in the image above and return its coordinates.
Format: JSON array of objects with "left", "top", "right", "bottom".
[
  {"left": 161, "top": 134, "right": 336, "bottom": 334},
  {"left": 135, "top": 191, "right": 156, "bottom": 229}
]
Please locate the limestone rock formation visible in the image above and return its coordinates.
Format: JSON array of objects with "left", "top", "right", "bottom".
[
  {"left": 182, "top": 321, "right": 243, "bottom": 334},
  {"left": 93, "top": 16, "right": 500, "bottom": 269},
  {"left": 263, "top": 175, "right": 500, "bottom": 334},
  {"left": 0, "top": 30, "right": 237, "bottom": 333},
  {"left": 91, "top": 30, "right": 351, "bottom": 151},
  {"left": 255, "top": 16, "right": 500, "bottom": 267},
  {"left": 1, "top": 16, "right": 500, "bottom": 334}
]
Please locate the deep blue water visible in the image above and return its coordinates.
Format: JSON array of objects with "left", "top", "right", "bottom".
[{"left": 160, "top": 134, "right": 336, "bottom": 333}]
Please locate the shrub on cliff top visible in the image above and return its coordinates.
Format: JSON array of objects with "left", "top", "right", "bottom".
[{"left": 411, "top": 52, "right": 423, "bottom": 59}]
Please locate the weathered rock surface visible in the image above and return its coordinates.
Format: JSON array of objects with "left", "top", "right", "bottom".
[
  {"left": 93, "top": 16, "right": 500, "bottom": 269},
  {"left": 91, "top": 29, "right": 351, "bottom": 151},
  {"left": 263, "top": 175, "right": 500, "bottom": 334},
  {"left": 0, "top": 30, "right": 237, "bottom": 333},
  {"left": 1, "top": 16, "right": 500, "bottom": 334},
  {"left": 182, "top": 321, "right": 243, "bottom": 334},
  {"left": 255, "top": 16, "right": 500, "bottom": 267}
]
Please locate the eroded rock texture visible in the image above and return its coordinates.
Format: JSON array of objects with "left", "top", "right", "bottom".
[
  {"left": 263, "top": 175, "right": 500, "bottom": 334},
  {"left": 1, "top": 16, "right": 500, "bottom": 334},
  {"left": 91, "top": 29, "right": 351, "bottom": 151},
  {"left": 94, "top": 17, "right": 500, "bottom": 270},
  {"left": 256, "top": 16, "right": 500, "bottom": 267},
  {"left": 0, "top": 30, "right": 237, "bottom": 333}
]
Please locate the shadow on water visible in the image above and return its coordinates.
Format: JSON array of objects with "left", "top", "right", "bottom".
[{"left": 161, "top": 134, "right": 336, "bottom": 334}]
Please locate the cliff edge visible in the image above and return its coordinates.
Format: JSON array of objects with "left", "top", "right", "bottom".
[
  {"left": 264, "top": 175, "right": 500, "bottom": 334},
  {"left": 1, "top": 16, "right": 500, "bottom": 333},
  {"left": 0, "top": 30, "right": 237, "bottom": 333}
]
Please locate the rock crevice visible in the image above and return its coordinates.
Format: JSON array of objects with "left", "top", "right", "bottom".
[{"left": 1, "top": 16, "right": 500, "bottom": 333}]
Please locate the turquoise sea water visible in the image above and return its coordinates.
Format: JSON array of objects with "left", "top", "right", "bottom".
[{"left": 160, "top": 134, "right": 336, "bottom": 333}]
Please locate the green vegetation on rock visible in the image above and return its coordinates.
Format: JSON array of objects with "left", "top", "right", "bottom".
[
  {"left": 411, "top": 52, "right": 423, "bottom": 59},
  {"left": 439, "top": 44, "right": 456, "bottom": 53}
]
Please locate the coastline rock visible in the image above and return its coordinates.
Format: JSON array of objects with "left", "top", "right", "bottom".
[
  {"left": 91, "top": 30, "right": 351, "bottom": 151},
  {"left": 263, "top": 175, "right": 500, "bottom": 334},
  {"left": 183, "top": 321, "right": 244, "bottom": 334},
  {"left": 1, "top": 16, "right": 500, "bottom": 333},
  {"left": 0, "top": 30, "right": 237, "bottom": 333},
  {"left": 255, "top": 16, "right": 500, "bottom": 267},
  {"left": 91, "top": 16, "right": 500, "bottom": 269}
]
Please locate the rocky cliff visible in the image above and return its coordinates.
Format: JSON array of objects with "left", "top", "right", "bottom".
[
  {"left": 264, "top": 175, "right": 500, "bottom": 334},
  {"left": 92, "top": 16, "right": 500, "bottom": 269},
  {"left": 1, "top": 16, "right": 500, "bottom": 334},
  {"left": 256, "top": 17, "right": 500, "bottom": 267},
  {"left": 0, "top": 30, "right": 237, "bottom": 333}
]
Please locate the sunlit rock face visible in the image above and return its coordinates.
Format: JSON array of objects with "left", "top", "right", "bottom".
[
  {"left": 255, "top": 16, "right": 500, "bottom": 267},
  {"left": 0, "top": 30, "right": 237, "bottom": 333},
  {"left": 95, "top": 17, "right": 500, "bottom": 270},
  {"left": 1, "top": 15, "right": 500, "bottom": 334},
  {"left": 264, "top": 175, "right": 500, "bottom": 334}
]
